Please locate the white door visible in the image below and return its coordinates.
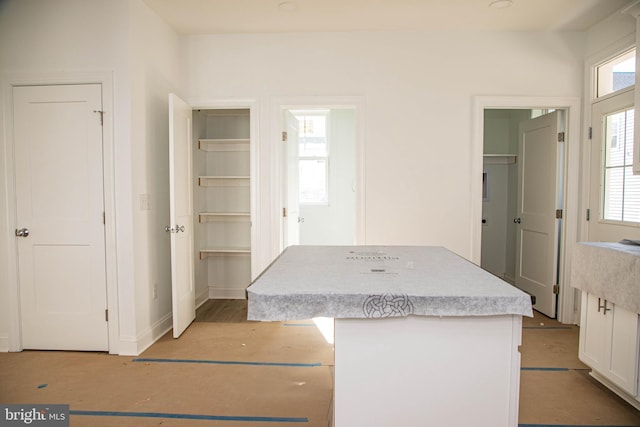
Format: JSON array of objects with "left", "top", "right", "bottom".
[
  {"left": 589, "top": 88, "right": 640, "bottom": 242},
  {"left": 168, "top": 93, "right": 195, "bottom": 338},
  {"left": 283, "top": 111, "right": 300, "bottom": 247},
  {"left": 14, "top": 84, "right": 108, "bottom": 351},
  {"left": 514, "top": 111, "right": 564, "bottom": 318}
]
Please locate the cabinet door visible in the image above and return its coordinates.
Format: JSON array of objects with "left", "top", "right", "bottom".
[
  {"left": 605, "top": 302, "right": 639, "bottom": 396},
  {"left": 579, "top": 292, "right": 607, "bottom": 369}
]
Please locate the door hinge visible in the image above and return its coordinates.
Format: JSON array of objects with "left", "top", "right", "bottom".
[
  {"left": 588, "top": 127, "right": 592, "bottom": 140},
  {"left": 557, "top": 131, "right": 565, "bottom": 142},
  {"left": 586, "top": 208, "right": 590, "bottom": 221},
  {"left": 94, "top": 110, "right": 105, "bottom": 126},
  {"left": 555, "top": 209, "right": 563, "bottom": 219},
  {"left": 283, "top": 207, "right": 287, "bottom": 218},
  {"left": 105, "top": 309, "right": 109, "bottom": 322},
  {"left": 282, "top": 131, "right": 288, "bottom": 142},
  {"left": 553, "top": 284, "right": 559, "bottom": 294},
  {"left": 103, "top": 212, "right": 106, "bottom": 225}
]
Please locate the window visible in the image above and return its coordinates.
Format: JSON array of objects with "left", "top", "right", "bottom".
[
  {"left": 597, "top": 49, "right": 636, "bottom": 98},
  {"left": 295, "top": 110, "right": 330, "bottom": 205},
  {"left": 602, "top": 108, "right": 640, "bottom": 222}
]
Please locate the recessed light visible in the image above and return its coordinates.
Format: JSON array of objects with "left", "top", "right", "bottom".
[
  {"left": 489, "top": 0, "right": 513, "bottom": 9},
  {"left": 278, "top": 1, "right": 298, "bottom": 12}
]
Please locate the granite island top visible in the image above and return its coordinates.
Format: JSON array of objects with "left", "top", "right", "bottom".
[{"left": 247, "top": 245, "right": 533, "bottom": 321}]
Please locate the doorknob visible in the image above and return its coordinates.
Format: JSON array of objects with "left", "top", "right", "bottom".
[
  {"left": 513, "top": 218, "right": 521, "bottom": 224},
  {"left": 15, "top": 228, "right": 30, "bottom": 237}
]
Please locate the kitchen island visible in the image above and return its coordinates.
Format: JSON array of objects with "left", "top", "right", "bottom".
[{"left": 247, "top": 246, "right": 532, "bottom": 427}]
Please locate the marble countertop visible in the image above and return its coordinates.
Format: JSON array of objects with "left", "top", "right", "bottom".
[
  {"left": 571, "top": 242, "right": 640, "bottom": 314},
  {"left": 247, "top": 246, "right": 533, "bottom": 321}
]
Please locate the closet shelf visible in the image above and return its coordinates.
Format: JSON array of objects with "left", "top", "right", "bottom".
[
  {"left": 199, "top": 139, "right": 250, "bottom": 152},
  {"left": 199, "top": 212, "right": 250, "bottom": 223},
  {"left": 198, "top": 176, "right": 250, "bottom": 187},
  {"left": 483, "top": 154, "right": 517, "bottom": 165},
  {"left": 200, "top": 247, "right": 251, "bottom": 260}
]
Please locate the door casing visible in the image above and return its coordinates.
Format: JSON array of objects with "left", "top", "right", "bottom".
[
  {"left": 1, "top": 71, "right": 118, "bottom": 353},
  {"left": 472, "top": 96, "right": 581, "bottom": 325}
]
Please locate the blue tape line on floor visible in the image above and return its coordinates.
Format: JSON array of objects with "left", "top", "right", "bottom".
[
  {"left": 519, "top": 424, "right": 633, "bottom": 427},
  {"left": 521, "top": 367, "right": 569, "bottom": 371},
  {"left": 133, "top": 357, "right": 321, "bottom": 367},
  {"left": 70, "top": 410, "right": 308, "bottom": 423},
  {"left": 283, "top": 323, "right": 316, "bottom": 327}
]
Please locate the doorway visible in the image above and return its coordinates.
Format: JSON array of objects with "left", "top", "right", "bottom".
[
  {"left": 482, "top": 108, "right": 565, "bottom": 318},
  {"left": 278, "top": 100, "right": 364, "bottom": 249},
  {"left": 472, "top": 96, "right": 581, "bottom": 324}
]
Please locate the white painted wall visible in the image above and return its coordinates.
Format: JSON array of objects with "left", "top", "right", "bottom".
[
  {"left": 182, "top": 31, "right": 586, "bottom": 268},
  {"left": 129, "top": 0, "right": 182, "bottom": 353},
  {"left": 0, "top": 0, "right": 636, "bottom": 352},
  {"left": 300, "top": 108, "right": 356, "bottom": 245},
  {"left": 0, "top": 0, "right": 181, "bottom": 354}
]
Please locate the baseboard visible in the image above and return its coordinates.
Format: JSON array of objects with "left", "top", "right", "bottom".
[
  {"left": 0, "top": 335, "right": 9, "bottom": 352},
  {"left": 196, "top": 288, "right": 209, "bottom": 308},
  {"left": 208, "top": 286, "right": 247, "bottom": 299},
  {"left": 118, "top": 312, "right": 172, "bottom": 356}
]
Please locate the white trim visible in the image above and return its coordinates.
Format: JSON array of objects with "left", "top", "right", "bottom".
[
  {"left": 472, "top": 96, "right": 581, "bottom": 325},
  {"left": 0, "top": 71, "right": 119, "bottom": 353},
  {"left": 271, "top": 96, "right": 366, "bottom": 260},
  {"left": 118, "top": 312, "right": 172, "bottom": 357}
]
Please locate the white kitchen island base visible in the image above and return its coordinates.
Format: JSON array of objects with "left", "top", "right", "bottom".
[
  {"left": 334, "top": 314, "right": 523, "bottom": 427},
  {"left": 247, "top": 246, "right": 532, "bottom": 427}
]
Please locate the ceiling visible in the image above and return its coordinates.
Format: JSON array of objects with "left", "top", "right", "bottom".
[{"left": 143, "top": 0, "right": 633, "bottom": 35}]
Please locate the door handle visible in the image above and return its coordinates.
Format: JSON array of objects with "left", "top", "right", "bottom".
[
  {"left": 598, "top": 298, "right": 612, "bottom": 315},
  {"left": 15, "top": 228, "right": 29, "bottom": 237},
  {"left": 513, "top": 218, "right": 521, "bottom": 224},
  {"left": 164, "top": 225, "right": 185, "bottom": 233}
]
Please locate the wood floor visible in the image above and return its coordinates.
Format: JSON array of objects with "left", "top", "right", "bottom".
[
  {"left": 1, "top": 301, "right": 639, "bottom": 426},
  {"left": 195, "top": 298, "right": 249, "bottom": 323}
]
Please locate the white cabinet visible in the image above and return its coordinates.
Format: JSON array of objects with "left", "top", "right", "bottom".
[
  {"left": 579, "top": 292, "right": 640, "bottom": 399},
  {"left": 193, "top": 110, "right": 252, "bottom": 299}
]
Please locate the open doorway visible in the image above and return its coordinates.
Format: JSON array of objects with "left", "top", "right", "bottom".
[
  {"left": 473, "top": 96, "right": 581, "bottom": 324},
  {"left": 481, "top": 108, "right": 564, "bottom": 318},
  {"left": 281, "top": 106, "right": 358, "bottom": 247}
]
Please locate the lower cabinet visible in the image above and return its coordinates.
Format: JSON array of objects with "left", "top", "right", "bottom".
[{"left": 579, "top": 292, "right": 640, "bottom": 399}]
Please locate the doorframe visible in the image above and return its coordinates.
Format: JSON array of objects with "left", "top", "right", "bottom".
[
  {"left": 1, "top": 71, "right": 118, "bottom": 352},
  {"left": 271, "top": 96, "right": 366, "bottom": 259},
  {"left": 471, "top": 96, "right": 581, "bottom": 324}
]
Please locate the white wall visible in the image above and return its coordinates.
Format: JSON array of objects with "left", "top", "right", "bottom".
[
  {"left": 0, "top": 0, "right": 180, "bottom": 354},
  {"left": 0, "top": 0, "right": 134, "bottom": 353},
  {"left": 0, "top": 0, "right": 636, "bottom": 352},
  {"left": 129, "top": 0, "right": 182, "bottom": 352},
  {"left": 300, "top": 108, "right": 356, "bottom": 245},
  {"left": 182, "top": 31, "right": 586, "bottom": 267}
]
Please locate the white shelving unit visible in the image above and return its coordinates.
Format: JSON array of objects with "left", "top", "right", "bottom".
[{"left": 194, "top": 109, "right": 252, "bottom": 299}]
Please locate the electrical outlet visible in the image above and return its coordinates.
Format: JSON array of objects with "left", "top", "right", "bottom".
[{"left": 152, "top": 283, "right": 158, "bottom": 300}]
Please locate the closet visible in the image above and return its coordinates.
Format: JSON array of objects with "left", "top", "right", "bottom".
[{"left": 193, "top": 108, "right": 252, "bottom": 300}]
